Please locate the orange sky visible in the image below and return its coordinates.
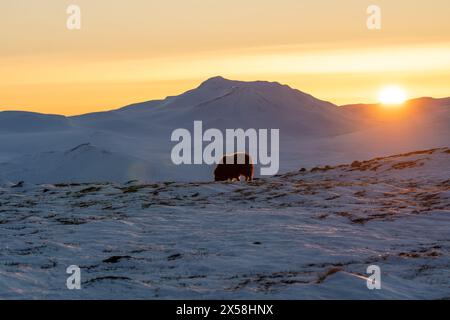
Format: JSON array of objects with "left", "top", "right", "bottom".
[{"left": 1, "top": 0, "right": 450, "bottom": 115}]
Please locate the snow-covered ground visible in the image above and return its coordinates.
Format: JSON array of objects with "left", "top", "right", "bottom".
[{"left": 1, "top": 147, "right": 449, "bottom": 299}]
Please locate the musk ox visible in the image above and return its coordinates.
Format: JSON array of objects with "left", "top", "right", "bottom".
[{"left": 214, "top": 153, "right": 254, "bottom": 181}]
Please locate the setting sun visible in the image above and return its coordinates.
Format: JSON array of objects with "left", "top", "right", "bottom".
[{"left": 378, "top": 86, "right": 408, "bottom": 105}]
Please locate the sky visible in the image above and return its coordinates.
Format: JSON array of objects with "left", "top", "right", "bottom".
[{"left": 1, "top": 0, "right": 450, "bottom": 115}]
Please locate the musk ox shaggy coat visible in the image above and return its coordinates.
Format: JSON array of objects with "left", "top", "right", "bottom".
[{"left": 214, "top": 153, "right": 254, "bottom": 181}]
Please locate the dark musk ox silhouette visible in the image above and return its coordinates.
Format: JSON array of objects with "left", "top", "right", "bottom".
[{"left": 214, "top": 153, "right": 254, "bottom": 181}]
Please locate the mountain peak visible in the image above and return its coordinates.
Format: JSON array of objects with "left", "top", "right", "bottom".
[
  {"left": 200, "top": 76, "right": 291, "bottom": 90},
  {"left": 200, "top": 76, "right": 234, "bottom": 87},
  {"left": 199, "top": 76, "right": 287, "bottom": 92},
  {"left": 205, "top": 75, "right": 228, "bottom": 82}
]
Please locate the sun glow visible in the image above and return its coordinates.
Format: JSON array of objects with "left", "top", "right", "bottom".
[{"left": 378, "top": 86, "right": 407, "bottom": 105}]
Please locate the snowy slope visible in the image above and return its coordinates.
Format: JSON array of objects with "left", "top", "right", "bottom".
[
  {"left": 0, "top": 111, "right": 72, "bottom": 133},
  {"left": 0, "top": 148, "right": 448, "bottom": 299},
  {"left": 0, "top": 143, "right": 153, "bottom": 184}
]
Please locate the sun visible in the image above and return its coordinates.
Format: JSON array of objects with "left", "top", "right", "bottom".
[{"left": 378, "top": 86, "right": 407, "bottom": 105}]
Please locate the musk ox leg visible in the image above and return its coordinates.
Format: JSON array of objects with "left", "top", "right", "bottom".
[{"left": 244, "top": 168, "right": 253, "bottom": 181}]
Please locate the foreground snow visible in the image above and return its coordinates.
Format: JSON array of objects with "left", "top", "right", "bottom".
[{"left": 0, "top": 148, "right": 449, "bottom": 299}]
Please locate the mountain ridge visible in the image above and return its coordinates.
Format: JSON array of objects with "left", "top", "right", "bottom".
[{"left": 1, "top": 77, "right": 449, "bottom": 118}]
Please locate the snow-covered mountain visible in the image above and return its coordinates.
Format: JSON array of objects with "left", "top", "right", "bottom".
[
  {"left": 71, "top": 76, "right": 357, "bottom": 136},
  {"left": 341, "top": 97, "right": 450, "bottom": 127},
  {"left": 0, "top": 77, "right": 449, "bottom": 183}
]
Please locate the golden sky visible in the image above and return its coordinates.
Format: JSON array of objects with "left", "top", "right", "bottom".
[{"left": 1, "top": 0, "right": 450, "bottom": 115}]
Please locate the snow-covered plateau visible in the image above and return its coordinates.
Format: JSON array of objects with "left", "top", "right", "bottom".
[{"left": 0, "top": 147, "right": 448, "bottom": 299}]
